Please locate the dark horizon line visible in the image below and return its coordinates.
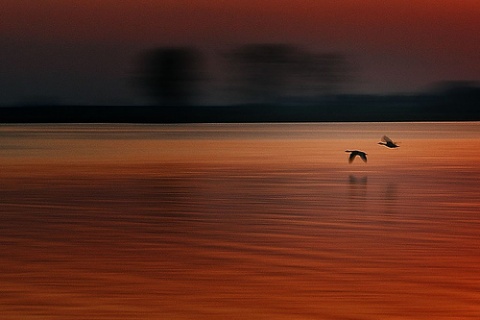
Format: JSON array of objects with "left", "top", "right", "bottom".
[{"left": 0, "top": 101, "right": 478, "bottom": 124}]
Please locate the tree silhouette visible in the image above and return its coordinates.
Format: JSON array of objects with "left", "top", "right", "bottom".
[
  {"left": 296, "top": 52, "right": 350, "bottom": 98},
  {"left": 137, "top": 47, "right": 203, "bottom": 106},
  {"left": 226, "top": 44, "right": 301, "bottom": 104},
  {"left": 311, "top": 53, "right": 349, "bottom": 96},
  {"left": 226, "top": 44, "right": 351, "bottom": 104}
]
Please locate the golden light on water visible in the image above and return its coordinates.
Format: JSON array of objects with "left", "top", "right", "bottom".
[{"left": 1, "top": 123, "right": 480, "bottom": 319}]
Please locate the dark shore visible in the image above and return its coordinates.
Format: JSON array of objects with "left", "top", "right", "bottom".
[
  {"left": 1, "top": 88, "right": 479, "bottom": 123},
  {"left": 0, "top": 104, "right": 477, "bottom": 123}
]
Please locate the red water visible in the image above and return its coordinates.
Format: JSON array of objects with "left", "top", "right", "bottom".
[{"left": 1, "top": 123, "right": 479, "bottom": 319}]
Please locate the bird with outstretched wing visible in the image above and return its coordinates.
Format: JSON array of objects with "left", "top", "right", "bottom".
[
  {"left": 378, "top": 135, "right": 399, "bottom": 148},
  {"left": 345, "top": 150, "right": 367, "bottom": 163}
]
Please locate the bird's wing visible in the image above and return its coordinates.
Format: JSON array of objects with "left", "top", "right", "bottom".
[
  {"left": 360, "top": 153, "right": 367, "bottom": 162},
  {"left": 348, "top": 153, "right": 356, "bottom": 163},
  {"left": 382, "top": 135, "right": 393, "bottom": 143}
]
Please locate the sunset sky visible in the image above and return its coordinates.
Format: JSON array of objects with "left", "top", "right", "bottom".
[{"left": 1, "top": 0, "right": 479, "bottom": 105}]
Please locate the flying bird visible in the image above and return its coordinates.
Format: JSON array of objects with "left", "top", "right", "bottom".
[
  {"left": 345, "top": 150, "right": 367, "bottom": 163},
  {"left": 378, "top": 135, "right": 399, "bottom": 148}
]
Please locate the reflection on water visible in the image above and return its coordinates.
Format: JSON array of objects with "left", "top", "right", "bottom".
[
  {"left": 348, "top": 174, "right": 368, "bottom": 199},
  {"left": 1, "top": 123, "right": 480, "bottom": 319},
  {"left": 383, "top": 182, "right": 397, "bottom": 202}
]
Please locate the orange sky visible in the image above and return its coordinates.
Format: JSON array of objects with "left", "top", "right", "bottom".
[{"left": 1, "top": 0, "right": 479, "bottom": 104}]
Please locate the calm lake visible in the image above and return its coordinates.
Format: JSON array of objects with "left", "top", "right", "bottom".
[{"left": 1, "top": 122, "right": 479, "bottom": 319}]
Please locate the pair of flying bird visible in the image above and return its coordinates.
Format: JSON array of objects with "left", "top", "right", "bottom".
[{"left": 346, "top": 135, "right": 399, "bottom": 163}]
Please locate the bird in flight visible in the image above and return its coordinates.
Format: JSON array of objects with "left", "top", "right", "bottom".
[
  {"left": 345, "top": 150, "right": 367, "bottom": 163},
  {"left": 378, "top": 135, "right": 399, "bottom": 148}
]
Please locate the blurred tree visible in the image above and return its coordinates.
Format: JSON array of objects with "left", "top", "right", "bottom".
[
  {"left": 137, "top": 47, "right": 204, "bottom": 106},
  {"left": 226, "top": 44, "right": 301, "bottom": 104},
  {"left": 299, "top": 52, "right": 350, "bottom": 98},
  {"left": 226, "top": 44, "right": 351, "bottom": 105}
]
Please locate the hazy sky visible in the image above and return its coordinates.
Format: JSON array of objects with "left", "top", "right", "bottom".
[{"left": 1, "top": 0, "right": 479, "bottom": 105}]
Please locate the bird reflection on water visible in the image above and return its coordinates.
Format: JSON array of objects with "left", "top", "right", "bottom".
[
  {"left": 348, "top": 175, "right": 368, "bottom": 202},
  {"left": 382, "top": 182, "right": 399, "bottom": 218},
  {"left": 349, "top": 175, "right": 368, "bottom": 185}
]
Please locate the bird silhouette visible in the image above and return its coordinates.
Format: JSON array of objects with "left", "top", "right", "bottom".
[
  {"left": 378, "top": 135, "right": 399, "bottom": 148},
  {"left": 345, "top": 150, "right": 367, "bottom": 163}
]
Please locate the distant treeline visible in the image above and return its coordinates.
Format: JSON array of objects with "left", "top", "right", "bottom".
[
  {"left": 133, "top": 44, "right": 352, "bottom": 106},
  {"left": 1, "top": 83, "right": 479, "bottom": 123},
  {"left": 1, "top": 43, "right": 479, "bottom": 122}
]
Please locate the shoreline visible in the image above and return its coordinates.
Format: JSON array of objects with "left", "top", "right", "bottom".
[{"left": 1, "top": 104, "right": 478, "bottom": 123}]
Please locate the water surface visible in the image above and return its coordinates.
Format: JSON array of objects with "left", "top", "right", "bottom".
[{"left": 1, "top": 122, "right": 479, "bottom": 319}]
